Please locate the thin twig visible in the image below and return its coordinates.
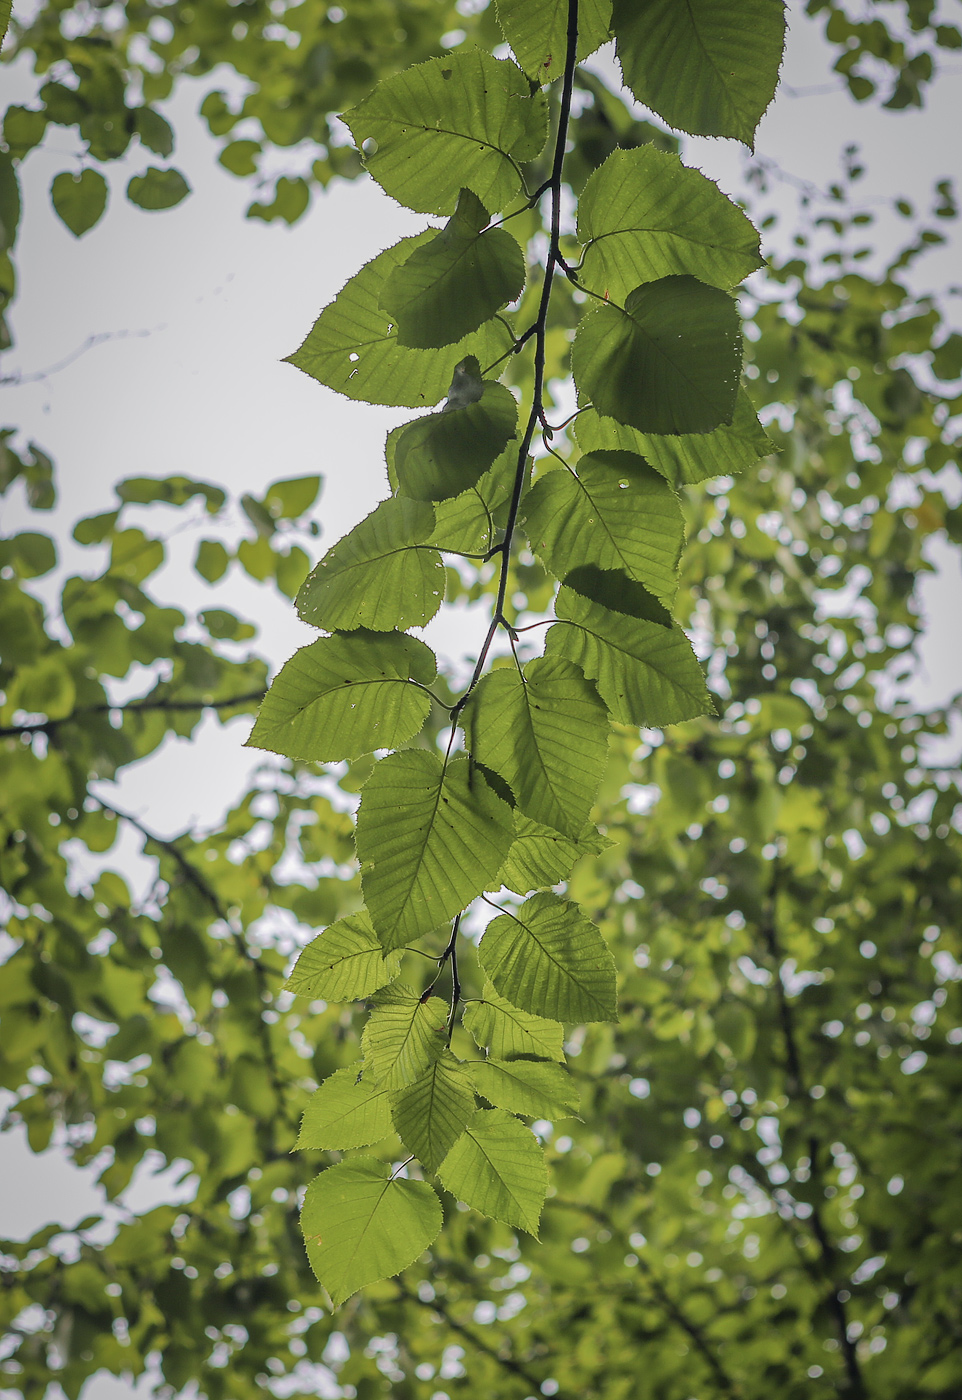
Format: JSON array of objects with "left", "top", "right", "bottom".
[
  {"left": 761, "top": 866, "right": 866, "bottom": 1397},
  {"left": 396, "top": 1281, "right": 560, "bottom": 1396},
  {"left": 0, "top": 329, "right": 157, "bottom": 387},
  {"left": 0, "top": 690, "right": 266, "bottom": 739}
]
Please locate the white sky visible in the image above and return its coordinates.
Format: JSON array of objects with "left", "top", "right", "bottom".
[{"left": 1, "top": 6, "right": 960, "bottom": 1393}]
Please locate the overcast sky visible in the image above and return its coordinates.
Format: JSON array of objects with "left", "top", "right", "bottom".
[{"left": 1, "top": 5, "right": 960, "bottom": 1394}]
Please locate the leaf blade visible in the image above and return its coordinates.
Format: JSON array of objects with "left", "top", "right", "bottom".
[
  {"left": 247, "top": 631, "right": 437, "bottom": 762},
  {"left": 297, "top": 1067, "right": 395, "bottom": 1150},
  {"left": 468, "top": 1058, "right": 580, "bottom": 1119},
  {"left": 465, "top": 655, "right": 609, "bottom": 837},
  {"left": 479, "top": 892, "right": 617, "bottom": 1023},
  {"left": 578, "top": 145, "right": 763, "bottom": 300},
  {"left": 612, "top": 0, "right": 786, "bottom": 148},
  {"left": 357, "top": 751, "right": 514, "bottom": 949},
  {"left": 301, "top": 1159, "right": 442, "bottom": 1306},
  {"left": 295, "top": 497, "right": 444, "bottom": 633},
  {"left": 284, "top": 911, "right": 401, "bottom": 1002},
  {"left": 380, "top": 188, "right": 525, "bottom": 348},
  {"left": 391, "top": 1051, "right": 476, "bottom": 1172},
  {"left": 464, "top": 984, "right": 566, "bottom": 1063},
  {"left": 361, "top": 984, "right": 449, "bottom": 1090},
  {"left": 574, "top": 388, "right": 772, "bottom": 486},
  {"left": 547, "top": 565, "right": 714, "bottom": 729},
  {"left": 572, "top": 275, "right": 742, "bottom": 436},
  {"left": 344, "top": 52, "right": 548, "bottom": 216},
  {"left": 438, "top": 1108, "right": 547, "bottom": 1235},
  {"left": 285, "top": 232, "right": 511, "bottom": 408},
  {"left": 522, "top": 449, "right": 684, "bottom": 603}
]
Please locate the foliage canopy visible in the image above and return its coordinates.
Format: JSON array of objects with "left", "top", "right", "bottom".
[{"left": 1, "top": 0, "right": 961, "bottom": 1398}]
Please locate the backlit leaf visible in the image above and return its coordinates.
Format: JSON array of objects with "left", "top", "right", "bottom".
[
  {"left": 574, "top": 389, "right": 772, "bottom": 486},
  {"left": 465, "top": 655, "right": 608, "bottom": 837},
  {"left": 394, "top": 381, "right": 518, "bottom": 502},
  {"left": 344, "top": 52, "right": 548, "bottom": 216},
  {"left": 357, "top": 751, "right": 514, "bottom": 949},
  {"left": 284, "top": 911, "right": 401, "bottom": 1002},
  {"left": 578, "top": 146, "right": 763, "bottom": 299},
  {"left": 438, "top": 1107, "right": 547, "bottom": 1234},
  {"left": 468, "top": 1057, "right": 580, "bottom": 1119},
  {"left": 612, "top": 0, "right": 786, "bottom": 148},
  {"left": 380, "top": 188, "right": 525, "bottom": 348},
  {"left": 297, "top": 1067, "right": 394, "bottom": 1150},
  {"left": 391, "top": 1051, "right": 476, "bottom": 1172},
  {"left": 126, "top": 166, "right": 191, "bottom": 210},
  {"left": 247, "top": 631, "right": 437, "bottom": 762},
  {"left": 496, "top": 812, "right": 611, "bottom": 894},
  {"left": 523, "top": 449, "right": 684, "bottom": 603},
  {"left": 496, "top": 0, "right": 613, "bottom": 81},
  {"left": 295, "top": 497, "right": 444, "bottom": 632},
  {"left": 285, "top": 232, "right": 511, "bottom": 408},
  {"left": 302, "top": 1159, "right": 442, "bottom": 1306},
  {"left": 50, "top": 169, "right": 108, "bottom": 237},
  {"left": 479, "top": 892, "right": 617, "bottom": 1022},
  {"left": 464, "top": 983, "right": 565, "bottom": 1062},
  {"left": 429, "top": 440, "right": 519, "bottom": 555},
  {"left": 572, "top": 275, "right": 742, "bottom": 435},
  {"left": 361, "top": 984, "right": 449, "bottom": 1089},
  {"left": 547, "top": 565, "right": 713, "bottom": 728}
]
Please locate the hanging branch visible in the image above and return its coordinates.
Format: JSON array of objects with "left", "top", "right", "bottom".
[{"left": 761, "top": 865, "right": 866, "bottom": 1397}]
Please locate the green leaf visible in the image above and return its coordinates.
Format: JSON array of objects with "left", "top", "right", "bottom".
[
  {"left": 612, "top": 0, "right": 786, "bottom": 148},
  {"left": 264, "top": 475, "right": 322, "bottom": 520},
  {"left": 468, "top": 1058, "right": 580, "bottom": 1119},
  {"left": 464, "top": 983, "right": 565, "bottom": 1062},
  {"left": 247, "top": 631, "right": 437, "bottom": 762},
  {"left": 429, "top": 440, "right": 518, "bottom": 554},
  {"left": 50, "top": 170, "right": 108, "bottom": 237},
  {"left": 547, "top": 565, "right": 714, "bottom": 728},
  {"left": 572, "top": 275, "right": 742, "bottom": 435},
  {"left": 357, "top": 751, "right": 514, "bottom": 949},
  {"left": 219, "top": 139, "right": 261, "bottom": 176},
  {"left": 0, "top": 532, "right": 57, "bottom": 579},
  {"left": 285, "top": 231, "right": 511, "bottom": 408},
  {"left": 496, "top": 0, "right": 613, "bottom": 81},
  {"left": 361, "top": 984, "right": 449, "bottom": 1089},
  {"left": 117, "top": 475, "right": 226, "bottom": 511},
  {"left": 200, "top": 609, "right": 255, "bottom": 641},
  {"left": 295, "top": 497, "right": 444, "bottom": 632},
  {"left": 496, "top": 812, "right": 610, "bottom": 894},
  {"left": 126, "top": 166, "right": 191, "bottom": 210},
  {"left": 133, "top": 108, "right": 175, "bottom": 158},
  {"left": 574, "top": 388, "right": 772, "bottom": 486},
  {"left": 247, "top": 175, "right": 310, "bottom": 225},
  {"left": 297, "top": 1067, "right": 395, "bottom": 1150},
  {"left": 465, "top": 655, "right": 608, "bottom": 837},
  {"left": 194, "top": 538, "right": 230, "bottom": 583},
  {"left": 438, "top": 1108, "right": 547, "bottom": 1235},
  {"left": 394, "top": 379, "right": 518, "bottom": 503},
  {"left": 480, "top": 892, "right": 617, "bottom": 1022},
  {"left": 380, "top": 188, "right": 525, "bottom": 348},
  {"left": 301, "top": 1159, "right": 442, "bottom": 1306},
  {"left": 522, "top": 449, "right": 684, "bottom": 603},
  {"left": 284, "top": 911, "right": 401, "bottom": 1002},
  {"left": 344, "top": 52, "right": 548, "bottom": 216},
  {"left": 578, "top": 146, "right": 763, "bottom": 300},
  {"left": 3, "top": 106, "right": 48, "bottom": 160},
  {"left": 391, "top": 1051, "right": 476, "bottom": 1172}
]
